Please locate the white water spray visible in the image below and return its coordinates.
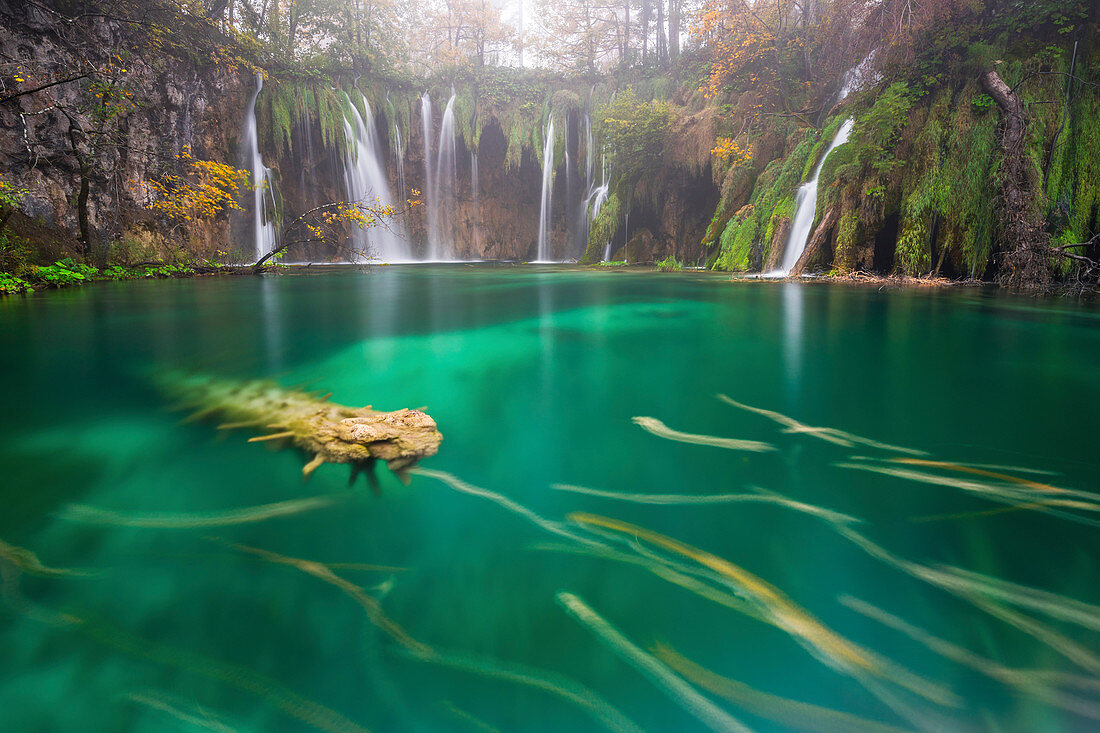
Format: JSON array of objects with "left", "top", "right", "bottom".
[
  {"left": 770, "top": 119, "right": 854, "bottom": 276},
  {"left": 536, "top": 115, "right": 555, "bottom": 262},
  {"left": 341, "top": 91, "right": 409, "bottom": 262},
  {"left": 420, "top": 93, "right": 436, "bottom": 258},
  {"left": 243, "top": 73, "right": 276, "bottom": 262}
]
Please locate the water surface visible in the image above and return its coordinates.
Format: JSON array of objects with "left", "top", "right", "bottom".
[{"left": 1, "top": 267, "right": 1098, "bottom": 731}]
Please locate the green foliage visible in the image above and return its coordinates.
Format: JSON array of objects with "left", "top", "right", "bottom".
[
  {"left": 655, "top": 256, "right": 683, "bottom": 272},
  {"left": 850, "top": 83, "right": 913, "bottom": 177},
  {"left": 0, "top": 231, "right": 32, "bottom": 276},
  {"left": 20, "top": 258, "right": 196, "bottom": 290},
  {"left": 712, "top": 128, "right": 817, "bottom": 271},
  {"left": 0, "top": 272, "right": 32, "bottom": 295},
  {"left": 582, "top": 192, "right": 622, "bottom": 263},
  {"left": 0, "top": 180, "right": 27, "bottom": 211},
  {"left": 833, "top": 210, "right": 860, "bottom": 271},
  {"left": 600, "top": 88, "right": 674, "bottom": 185},
  {"left": 1046, "top": 84, "right": 1100, "bottom": 248},
  {"left": 30, "top": 259, "right": 98, "bottom": 287},
  {"left": 260, "top": 79, "right": 348, "bottom": 158},
  {"left": 971, "top": 93, "right": 995, "bottom": 113}
]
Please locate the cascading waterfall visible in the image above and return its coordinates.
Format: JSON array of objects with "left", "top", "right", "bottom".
[
  {"left": 420, "top": 93, "right": 436, "bottom": 257},
  {"left": 470, "top": 151, "right": 479, "bottom": 207},
  {"left": 471, "top": 151, "right": 481, "bottom": 252},
  {"left": 393, "top": 123, "right": 406, "bottom": 206},
  {"left": 564, "top": 116, "right": 574, "bottom": 254},
  {"left": 430, "top": 91, "right": 457, "bottom": 260},
  {"left": 536, "top": 115, "right": 555, "bottom": 262},
  {"left": 770, "top": 119, "right": 854, "bottom": 276},
  {"left": 577, "top": 100, "right": 595, "bottom": 255},
  {"left": 590, "top": 157, "right": 611, "bottom": 261},
  {"left": 243, "top": 73, "right": 276, "bottom": 262},
  {"left": 341, "top": 91, "right": 410, "bottom": 262}
]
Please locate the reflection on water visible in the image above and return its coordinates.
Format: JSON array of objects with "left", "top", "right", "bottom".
[
  {"left": 781, "top": 282, "right": 803, "bottom": 400},
  {"left": 1, "top": 266, "right": 1098, "bottom": 731}
]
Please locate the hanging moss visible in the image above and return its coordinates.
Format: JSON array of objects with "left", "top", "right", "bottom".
[
  {"left": 711, "top": 128, "right": 817, "bottom": 272},
  {"left": 257, "top": 79, "right": 348, "bottom": 159},
  {"left": 454, "top": 86, "right": 478, "bottom": 152},
  {"left": 834, "top": 210, "right": 861, "bottom": 271},
  {"left": 582, "top": 191, "right": 621, "bottom": 263}
]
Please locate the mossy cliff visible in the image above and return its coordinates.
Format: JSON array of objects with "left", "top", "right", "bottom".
[{"left": 703, "top": 3, "right": 1100, "bottom": 286}]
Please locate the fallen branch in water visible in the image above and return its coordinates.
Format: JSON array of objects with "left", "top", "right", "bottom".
[{"left": 160, "top": 373, "right": 442, "bottom": 488}]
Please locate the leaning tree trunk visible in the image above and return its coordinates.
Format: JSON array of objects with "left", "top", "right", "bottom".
[{"left": 980, "top": 69, "right": 1049, "bottom": 289}]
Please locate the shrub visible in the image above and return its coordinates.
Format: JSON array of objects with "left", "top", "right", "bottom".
[
  {"left": 656, "top": 256, "right": 683, "bottom": 272},
  {"left": 0, "top": 272, "right": 32, "bottom": 295}
]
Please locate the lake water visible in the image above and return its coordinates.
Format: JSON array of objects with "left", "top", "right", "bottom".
[{"left": 1, "top": 266, "right": 1098, "bottom": 732}]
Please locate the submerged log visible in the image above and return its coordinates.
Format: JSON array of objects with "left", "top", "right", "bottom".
[{"left": 161, "top": 374, "right": 442, "bottom": 488}]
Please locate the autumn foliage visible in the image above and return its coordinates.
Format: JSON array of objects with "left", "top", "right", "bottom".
[{"left": 145, "top": 147, "right": 251, "bottom": 224}]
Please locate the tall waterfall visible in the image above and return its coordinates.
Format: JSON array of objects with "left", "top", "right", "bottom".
[
  {"left": 420, "top": 94, "right": 436, "bottom": 257},
  {"left": 393, "top": 122, "right": 406, "bottom": 206},
  {"left": 771, "top": 119, "right": 854, "bottom": 276},
  {"left": 341, "top": 92, "right": 409, "bottom": 262},
  {"left": 536, "top": 115, "right": 555, "bottom": 262},
  {"left": 470, "top": 151, "right": 479, "bottom": 207},
  {"left": 430, "top": 91, "right": 457, "bottom": 260},
  {"left": 243, "top": 73, "right": 276, "bottom": 262}
]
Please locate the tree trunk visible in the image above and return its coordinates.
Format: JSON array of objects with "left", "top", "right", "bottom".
[
  {"left": 980, "top": 69, "right": 1048, "bottom": 289},
  {"left": 669, "top": 0, "right": 680, "bottom": 61}
]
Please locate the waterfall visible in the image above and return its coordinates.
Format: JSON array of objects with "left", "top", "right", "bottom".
[
  {"left": 394, "top": 123, "right": 406, "bottom": 206},
  {"left": 564, "top": 116, "right": 574, "bottom": 255},
  {"left": 578, "top": 101, "right": 595, "bottom": 255},
  {"left": 243, "top": 73, "right": 276, "bottom": 262},
  {"left": 470, "top": 151, "right": 479, "bottom": 207},
  {"left": 341, "top": 91, "right": 409, "bottom": 262},
  {"left": 770, "top": 119, "right": 854, "bottom": 276},
  {"left": 590, "top": 156, "right": 610, "bottom": 261},
  {"left": 536, "top": 115, "right": 555, "bottom": 262},
  {"left": 838, "top": 51, "right": 879, "bottom": 104},
  {"left": 431, "top": 91, "right": 457, "bottom": 260},
  {"left": 420, "top": 93, "right": 436, "bottom": 258}
]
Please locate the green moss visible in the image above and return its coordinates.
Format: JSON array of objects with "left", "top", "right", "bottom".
[
  {"left": 711, "top": 126, "right": 817, "bottom": 272},
  {"left": 582, "top": 192, "right": 621, "bottom": 263},
  {"left": 834, "top": 210, "right": 860, "bottom": 271}
]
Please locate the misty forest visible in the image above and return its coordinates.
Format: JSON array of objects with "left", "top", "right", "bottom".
[{"left": 1, "top": 0, "right": 1099, "bottom": 731}]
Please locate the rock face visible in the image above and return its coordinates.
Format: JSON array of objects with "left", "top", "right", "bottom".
[
  {"left": 0, "top": 3, "right": 719, "bottom": 266},
  {"left": 0, "top": 1, "right": 246, "bottom": 261}
]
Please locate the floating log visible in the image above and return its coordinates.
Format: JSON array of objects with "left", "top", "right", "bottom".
[{"left": 161, "top": 374, "right": 442, "bottom": 487}]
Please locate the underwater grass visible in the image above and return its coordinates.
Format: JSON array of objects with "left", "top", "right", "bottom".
[
  {"left": 557, "top": 591, "right": 754, "bottom": 733},
  {"left": 550, "top": 484, "right": 860, "bottom": 525},
  {"left": 223, "top": 541, "right": 429, "bottom": 655},
  {"left": 842, "top": 597, "right": 1100, "bottom": 722},
  {"left": 631, "top": 416, "right": 776, "bottom": 453},
  {"left": 126, "top": 690, "right": 238, "bottom": 733},
  {"left": 409, "top": 468, "right": 601, "bottom": 547},
  {"left": 58, "top": 493, "right": 350, "bottom": 529},
  {"left": 564, "top": 513, "right": 957, "bottom": 712},
  {"left": 82, "top": 619, "right": 371, "bottom": 733},
  {"left": 653, "top": 644, "right": 912, "bottom": 733},
  {"left": 716, "top": 395, "right": 929, "bottom": 455},
  {"left": 404, "top": 647, "right": 646, "bottom": 733}
]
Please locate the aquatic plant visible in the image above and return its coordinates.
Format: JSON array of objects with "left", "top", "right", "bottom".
[
  {"left": 632, "top": 416, "right": 776, "bottom": 453},
  {"left": 557, "top": 591, "right": 754, "bottom": 733}
]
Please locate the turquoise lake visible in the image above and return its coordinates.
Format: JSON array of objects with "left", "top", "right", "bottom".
[{"left": 1, "top": 266, "right": 1098, "bottom": 732}]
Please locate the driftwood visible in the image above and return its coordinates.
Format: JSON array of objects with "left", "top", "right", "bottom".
[
  {"left": 790, "top": 207, "right": 837, "bottom": 277},
  {"left": 162, "top": 374, "right": 442, "bottom": 490}
]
